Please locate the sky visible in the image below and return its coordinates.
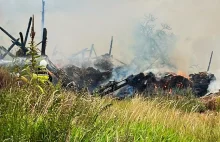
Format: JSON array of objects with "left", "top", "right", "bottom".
[{"left": 0, "top": 0, "right": 220, "bottom": 74}]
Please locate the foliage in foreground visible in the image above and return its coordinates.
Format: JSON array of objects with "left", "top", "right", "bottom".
[
  {"left": 0, "top": 67, "right": 12, "bottom": 89},
  {"left": 0, "top": 81, "right": 220, "bottom": 142},
  {"left": 0, "top": 65, "right": 220, "bottom": 142}
]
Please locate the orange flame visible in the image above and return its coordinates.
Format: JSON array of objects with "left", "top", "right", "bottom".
[
  {"left": 154, "top": 84, "right": 158, "bottom": 89},
  {"left": 169, "top": 89, "right": 172, "bottom": 94},
  {"left": 177, "top": 71, "right": 189, "bottom": 79}
]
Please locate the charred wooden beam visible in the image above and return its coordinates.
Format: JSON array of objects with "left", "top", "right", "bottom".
[
  {"left": 0, "top": 46, "right": 15, "bottom": 58},
  {"left": 19, "top": 32, "right": 24, "bottom": 45},
  {"left": 2, "top": 38, "right": 20, "bottom": 59},
  {"left": 207, "top": 51, "right": 213, "bottom": 72},
  {"left": 24, "top": 17, "right": 32, "bottom": 47},
  {"left": 109, "top": 36, "right": 113, "bottom": 56},
  {"left": 41, "top": 28, "right": 47, "bottom": 55},
  {"left": 0, "top": 27, "right": 17, "bottom": 42},
  {"left": 18, "top": 32, "right": 28, "bottom": 55},
  {"left": 89, "top": 44, "right": 94, "bottom": 58}
]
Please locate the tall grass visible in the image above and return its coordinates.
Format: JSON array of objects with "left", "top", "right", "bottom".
[
  {"left": 0, "top": 87, "right": 192, "bottom": 142},
  {"left": 1, "top": 82, "right": 220, "bottom": 142},
  {"left": 0, "top": 67, "right": 13, "bottom": 89},
  {"left": 0, "top": 68, "right": 220, "bottom": 141}
]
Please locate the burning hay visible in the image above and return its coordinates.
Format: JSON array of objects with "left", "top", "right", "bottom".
[
  {"left": 189, "top": 72, "right": 216, "bottom": 97},
  {"left": 94, "top": 71, "right": 215, "bottom": 98}
]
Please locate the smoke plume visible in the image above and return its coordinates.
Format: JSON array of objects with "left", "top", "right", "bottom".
[{"left": 0, "top": 0, "right": 220, "bottom": 78}]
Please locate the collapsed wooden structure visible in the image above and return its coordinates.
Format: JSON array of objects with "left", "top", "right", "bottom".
[{"left": 0, "top": 16, "right": 47, "bottom": 59}]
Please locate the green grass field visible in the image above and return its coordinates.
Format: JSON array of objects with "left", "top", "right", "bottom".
[{"left": 1, "top": 68, "right": 220, "bottom": 142}]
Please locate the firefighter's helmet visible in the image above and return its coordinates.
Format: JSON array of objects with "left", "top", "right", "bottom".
[{"left": 40, "top": 59, "right": 48, "bottom": 68}]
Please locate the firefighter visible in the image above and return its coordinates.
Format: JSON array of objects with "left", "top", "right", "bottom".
[{"left": 34, "top": 59, "right": 53, "bottom": 83}]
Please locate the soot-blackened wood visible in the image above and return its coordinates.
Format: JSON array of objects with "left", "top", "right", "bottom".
[{"left": 41, "top": 28, "right": 47, "bottom": 55}]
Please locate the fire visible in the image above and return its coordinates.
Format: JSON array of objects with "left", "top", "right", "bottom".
[
  {"left": 169, "top": 89, "right": 172, "bottom": 94},
  {"left": 177, "top": 71, "right": 189, "bottom": 79},
  {"left": 154, "top": 84, "right": 158, "bottom": 89}
]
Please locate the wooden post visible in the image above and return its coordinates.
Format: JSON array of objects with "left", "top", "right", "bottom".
[{"left": 207, "top": 51, "right": 213, "bottom": 72}]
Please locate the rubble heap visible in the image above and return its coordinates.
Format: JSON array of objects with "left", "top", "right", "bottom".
[
  {"left": 189, "top": 72, "right": 216, "bottom": 97},
  {"left": 95, "top": 71, "right": 215, "bottom": 97},
  {"left": 62, "top": 65, "right": 112, "bottom": 91},
  {"left": 93, "top": 54, "right": 114, "bottom": 71}
]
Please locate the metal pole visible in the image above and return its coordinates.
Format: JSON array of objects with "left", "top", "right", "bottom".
[
  {"left": 207, "top": 51, "right": 213, "bottom": 72},
  {"left": 42, "top": 0, "right": 45, "bottom": 39}
]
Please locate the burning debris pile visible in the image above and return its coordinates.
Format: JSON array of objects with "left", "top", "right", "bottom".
[
  {"left": 189, "top": 72, "right": 216, "bottom": 97},
  {"left": 94, "top": 71, "right": 216, "bottom": 98},
  {"left": 0, "top": 15, "right": 217, "bottom": 99},
  {"left": 93, "top": 54, "right": 114, "bottom": 71},
  {"left": 62, "top": 65, "right": 112, "bottom": 91}
]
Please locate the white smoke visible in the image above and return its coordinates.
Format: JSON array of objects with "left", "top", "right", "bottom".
[
  {"left": 0, "top": 0, "right": 220, "bottom": 77},
  {"left": 207, "top": 70, "right": 220, "bottom": 94},
  {"left": 208, "top": 80, "right": 220, "bottom": 94}
]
